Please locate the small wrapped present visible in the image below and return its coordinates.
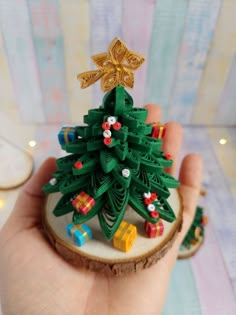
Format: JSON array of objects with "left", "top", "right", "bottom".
[
  {"left": 72, "top": 191, "right": 95, "bottom": 215},
  {"left": 66, "top": 223, "right": 92, "bottom": 247},
  {"left": 58, "top": 127, "right": 76, "bottom": 145},
  {"left": 113, "top": 221, "right": 137, "bottom": 252},
  {"left": 201, "top": 215, "right": 208, "bottom": 226},
  {"left": 151, "top": 123, "right": 166, "bottom": 139},
  {"left": 144, "top": 220, "right": 164, "bottom": 238}
]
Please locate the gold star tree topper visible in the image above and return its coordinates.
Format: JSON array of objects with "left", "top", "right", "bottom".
[{"left": 77, "top": 38, "right": 145, "bottom": 92}]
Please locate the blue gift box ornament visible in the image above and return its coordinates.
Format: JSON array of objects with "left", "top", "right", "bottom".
[
  {"left": 66, "top": 223, "right": 92, "bottom": 247},
  {"left": 58, "top": 127, "right": 76, "bottom": 145}
]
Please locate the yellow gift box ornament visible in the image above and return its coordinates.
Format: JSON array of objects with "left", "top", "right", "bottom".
[{"left": 113, "top": 221, "right": 137, "bottom": 252}]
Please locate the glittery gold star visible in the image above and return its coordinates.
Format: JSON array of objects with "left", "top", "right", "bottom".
[{"left": 77, "top": 37, "right": 145, "bottom": 92}]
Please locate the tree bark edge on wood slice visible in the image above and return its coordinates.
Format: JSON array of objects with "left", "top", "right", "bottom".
[{"left": 42, "top": 188, "right": 183, "bottom": 276}]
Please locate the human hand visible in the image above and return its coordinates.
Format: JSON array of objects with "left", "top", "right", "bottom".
[{"left": 0, "top": 105, "right": 202, "bottom": 315}]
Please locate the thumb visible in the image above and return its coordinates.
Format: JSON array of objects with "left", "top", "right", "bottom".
[{"left": 3, "top": 158, "right": 57, "bottom": 234}]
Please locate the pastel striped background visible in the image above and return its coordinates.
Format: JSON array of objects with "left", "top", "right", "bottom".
[
  {"left": 1, "top": 0, "right": 236, "bottom": 126},
  {"left": 0, "top": 1, "right": 236, "bottom": 314}
]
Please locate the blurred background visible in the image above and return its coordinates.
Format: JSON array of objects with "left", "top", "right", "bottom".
[{"left": 0, "top": 1, "right": 236, "bottom": 314}]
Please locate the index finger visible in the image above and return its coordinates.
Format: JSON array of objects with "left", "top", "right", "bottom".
[
  {"left": 162, "top": 121, "right": 183, "bottom": 176},
  {"left": 144, "top": 104, "right": 183, "bottom": 176},
  {"left": 144, "top": 104, "right": 162, "bottom": 123}
]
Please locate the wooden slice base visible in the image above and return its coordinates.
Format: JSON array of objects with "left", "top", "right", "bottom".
[
  {"left": 0, "top": 137, "right": 33, "bottom": 190},
  {"left": 178, "top": 237, "right": 204, "bottom": 259},
  {"left": 43, "top": 188, "right": 183, "bottom": 276}
]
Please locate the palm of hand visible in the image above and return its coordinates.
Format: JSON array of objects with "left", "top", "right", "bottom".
[
  {"left": 0, "top": 226, "right": 174, "bottom": 314},
  {"left": 0, "top": 105, "right": 202, "bottom": 315}
]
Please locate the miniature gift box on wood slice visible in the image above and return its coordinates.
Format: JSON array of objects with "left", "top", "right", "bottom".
[
  {"left": 113, "top": 221, "right": 137, "bottom": 252},
  {"left": 151, "top": 123, "right": 166, "bottom": 139},
  {"left": 72, "top": 191, "right": 95, "bottom": 215},
  {"left": 58, "top": 127, "right": 76, "bottom": 145},
  {"left": 144, "top": 220, "right": 164, "bottom": 238},
  {"left": 66, "top": 223, "right": 92, "bottom": 247}
]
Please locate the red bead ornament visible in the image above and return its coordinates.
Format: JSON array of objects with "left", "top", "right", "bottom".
[
  {"left": 74, "top": 161, "right": 83, "bottom": 169},
  {"left": 150, "top": 210, "right": 159, "bottom": 219},
  {"left": 150, "top": 192, "right": 157, "bottom": 201},
  {"left": 144, "top": 198, "right": 152, "bottom": 205},
  {"left": 164, "top": 154, "right": 172, "bottom": 160},
  {"left": 102, "top": 122, "right": 110, "bottom": 130},
  {"left": 113, "top": 121, "right": 122, "bottom": 130},
  {"left": 104, "top": 138, "right": 112, "bottom": 146}
]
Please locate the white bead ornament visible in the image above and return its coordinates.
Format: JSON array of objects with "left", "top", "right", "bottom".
[
  {"left": 122, "top": 168, "right": 130, "bottom": 178},
  {"left": 107, "top": 116, "right": 116, "bottom": 125},
  {"left": 143, "top": 192, "right": 151, "bottom": 198},
  {"left": 103, "top": 130, "right": 112, "bottom": 138},
  {"left": 50, "top": 178, "right": 57, "bottom": 186},
  {"left": 147, "top": 204, "right": 155, "bottom": 212}
]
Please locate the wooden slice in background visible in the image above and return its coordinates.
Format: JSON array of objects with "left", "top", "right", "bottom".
[
  {"left": 0, "top": 137, "right": 33, "bottom": 190},
  {"left": 178, "top": 237, "right": 204, "bottom": 259},
  {"left": 43, "top": 188, "right": 183, "bottom": 276}
]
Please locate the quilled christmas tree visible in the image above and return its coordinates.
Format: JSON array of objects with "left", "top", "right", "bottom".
[{"left": 43, "top": 38, "right": 183, "bottom": 275}]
